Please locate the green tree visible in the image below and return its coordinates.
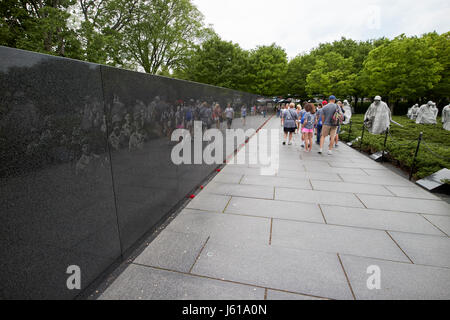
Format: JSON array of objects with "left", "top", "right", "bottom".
[
  {"left": 248, "top": 44, "right": 288, "bottom": 96},
  {"left": 176, "top": 36, "right": 250, "bottom": 91},
  {"left": 0, "top": 0, "right": 81, "bottom": 58},
  {"left": 283, "top": 53, "right": 316, "bottom": 98},
  {"left": 76, "top": 0, "right": 139, "bottom": 66},
  {"left": 305, "top": 52, "right": 356, "bottom": 98},
  {"left": 360, "top": 34, "right": 442, "bottom": 110},
  {"left": 124, "top": 0, "right": 206, "bottom": 74},
  {"left": 283, "top": 37, "right": 388, "bottom": 102},
  {"left": 423, "top": 31, "right": 450, "bottom": 104}
]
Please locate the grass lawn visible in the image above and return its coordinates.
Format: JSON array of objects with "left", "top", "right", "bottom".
[{"left": 339, "top": 114, "right": 450, "bottom": 180}]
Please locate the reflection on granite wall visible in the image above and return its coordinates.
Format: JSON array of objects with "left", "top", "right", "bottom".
[{"left": 0, "top": 46, "right": 269, "bottom": 299}]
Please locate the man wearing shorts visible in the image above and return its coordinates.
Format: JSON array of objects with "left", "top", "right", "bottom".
[
  {"left": 282, "top": 103, "right": 298, "bottom": 145},
  {"left": 319, "top": 95, "right": 339, "bottom": 155}
]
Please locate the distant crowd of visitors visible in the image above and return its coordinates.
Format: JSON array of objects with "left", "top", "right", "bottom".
[{"left": 279, "top": 95, "right": 348, "bottom": 155}]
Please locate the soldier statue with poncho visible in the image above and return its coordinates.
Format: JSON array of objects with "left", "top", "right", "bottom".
[
  {"left": 416, "top": 101, "right": 437, "bottom": 124},
  {"left": 442, "top": 105, "right": 450, "bottom": 131},
  {"left": 364, "top": 96, "right": 391, "bottom": 134},
  {"left": 407, "top": 104, "right": 420, "bottom": 120},
  {"left": 342, "top": 100, "right": 352, "bottom": 124}
]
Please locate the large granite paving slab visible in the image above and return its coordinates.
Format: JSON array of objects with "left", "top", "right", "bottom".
[
  {"left": 422, "top": 215, "right": 450, "bottom": 236},
  {"left": 276, "top": 170, "right": 342, "bottom": 181},
  {"left": 203, "top": 182, "right": 274, "bottom": 199},
  {"left": 303, "top": 166, "right": 368, "bottom": 175},
  {"left": 166, "top": 209, "right": 270, "bottom": 246},
  {"left": 225, "top": 197, "right": 324, "bottom": 223},
  {"left": 321, "top": 205, "right": 444, "bottom": 235},
  {"left": 134, "top": 230, "right": 208, "bottom": 272},
  {"left": 311, "top": 180, "right": 392, "bottom": 196},
  {"left": 357, "top": 194, "right": 450, "bottom": 216},
  {"left": 384, "top": 185, "right": 441, "bottom": 200},
  {"left": 388, "top": 231, "right": 450, "bottom": 268},
  {"left": 99, "top": 264, "right": 264, "bottom": 300},
  {"left": 271, "top": 219, "right": 410, "bottom": 262},
  {"left": 275, "top": 188, "right": 364, "bottom": 208},
  {"left": 240, "top": 175, "right": 311, "bottom": 190},
  {"left": 266, "top": 290, "right": 328, "bottom": 300},
  {"left": 363, "top": 168, "right": 405, "bottom": 177},
  {"left": 340, "top": 255, "right": 450, "bottom": 300},
  {"left": 339, "top": 174, "right": 412, "bottom": 187},
  {"left": 186, "top": 193, "right": 231, "bottom": 212},
  {"left": 191, "top": 241, "right": 354, "bottom": 300},
  {"left": 328, "top": 161, "right": 383, "bottom": 170},
  {"left": 220, "top": 166, "right": 273, "bottom": 176},
  {"left": 212, "top": 173, "right": 243, "bottom": 184}
]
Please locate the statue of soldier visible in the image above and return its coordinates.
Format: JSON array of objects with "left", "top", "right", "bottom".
[
  {"left": 364, "top": 96, "right": 391, "bottom": 134},
  {"left": 342, "top": 100, "right": 352, "bottom": 124},
  {"left": 407, "top": 104, "right": 418, "bottom": 119},
  {"left": 410, "top": 104, "right": 420, "bottom": 120},
  {"left": 416, "top": 101, "right": 437, "bottom": 124},
  {"left": 442, "top": 104, "right": 450, "bottom": 131}
]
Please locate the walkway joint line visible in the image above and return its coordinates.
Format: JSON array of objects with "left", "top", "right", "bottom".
[
  {"left": 318, "top": 204, "right": 327, "bottom": 224},
  {"left": 353, "top": 193, "right": 368, "bottom": 208},
  {"left": 385, "top": 231, "right": 414, "bottom": 264},
  {"left": 189, "top": 236, "right": 210, "bottom": 273},
  {"left": 222, "top": 196, "right": 232, "bottom": 213},
  {"left": 420, "top": 215, "right": 449, "bottom": 237},
  {"left": 132, "top": 263, "right": 333, "bottom": 300},
  {"left": 337, "top": 253, "right": 356, "bottom": 300},
  {"left": 269, "top": 218, "right": 273, "bottom": 245}
]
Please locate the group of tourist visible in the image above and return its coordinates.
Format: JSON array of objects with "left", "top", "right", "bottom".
[
  {"left": 279, "top": 94, "right": 450, "bottom": 157},
  {"left": 280, "top": 95, "right": 348, "bottom": 155}
]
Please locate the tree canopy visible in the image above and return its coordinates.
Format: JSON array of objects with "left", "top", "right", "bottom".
[{"left": 1, "top": 2, "right": 448, "bottom": 106}]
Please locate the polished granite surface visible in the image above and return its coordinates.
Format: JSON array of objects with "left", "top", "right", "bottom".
[{"left": 0, "top": 46, "right": 267, "bottom": 299}]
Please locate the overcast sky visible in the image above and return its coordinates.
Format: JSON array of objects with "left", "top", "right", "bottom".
[{"left": 192, "top": 0, "right": 450, "bottom": 59}]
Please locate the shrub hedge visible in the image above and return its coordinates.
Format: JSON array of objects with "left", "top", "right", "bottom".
[{"left": 339, "top": 114, "right": 450, "bottom": 180}]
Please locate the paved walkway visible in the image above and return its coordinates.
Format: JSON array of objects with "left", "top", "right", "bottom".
[{"left": 98, "top": 117, "right": 450, "bottom": 300}]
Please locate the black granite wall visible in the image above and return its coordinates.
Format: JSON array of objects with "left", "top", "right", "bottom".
[{"left": 0, "top": 46, "right": 269, "bottom": 299}]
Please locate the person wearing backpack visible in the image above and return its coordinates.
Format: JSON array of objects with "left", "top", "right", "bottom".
[
  {"left": 318, "top": 95, "right": 343, "bottom": 155},
  {"left": 334, "top": 101, "right": 346, "bottom": 147},
  {"left": 299, "top": 102, "right": 308, "bottom": 147},
  {"left": 315, "top": 101, "right": 326, "bottom": 145},
  {"left": 281, "top": 103, "right": 298, "bottom": 145},
  {"left": 302, "top": 103, "right": 316, "bottom": 152}
]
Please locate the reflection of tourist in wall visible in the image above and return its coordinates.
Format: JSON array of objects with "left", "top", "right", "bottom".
[
  {"left": 76, "top": 143, "right": 99, "bottom": 175},
  {"left": 224, "top": 103, "right": 234, "bottom": 129},
  {"left": 160, "top": 109, "right": 169, "bottom": 136},
  {"left": 200, "top": 102, "right": 211, "bottom": 131},
  {"left": 129, "top": 127, "right": 145, "bottom": 151},
  {"left": 213, "top": 103, "right": 222, "bottom": 129},
  {"left": 109, "top": 125, "right": 122, "bottom": 151},
  {"left": 185, "top": 105, "right": 193, "bottom": 136},
  {"left": 122, "top": 113, "right": 132, "bottom": 138},
  {"left": 241, "top": 105, "right": 247, "bottom": 126},
  {"left": 175, "top": 106, "right": 184, "bottom": 129}
]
